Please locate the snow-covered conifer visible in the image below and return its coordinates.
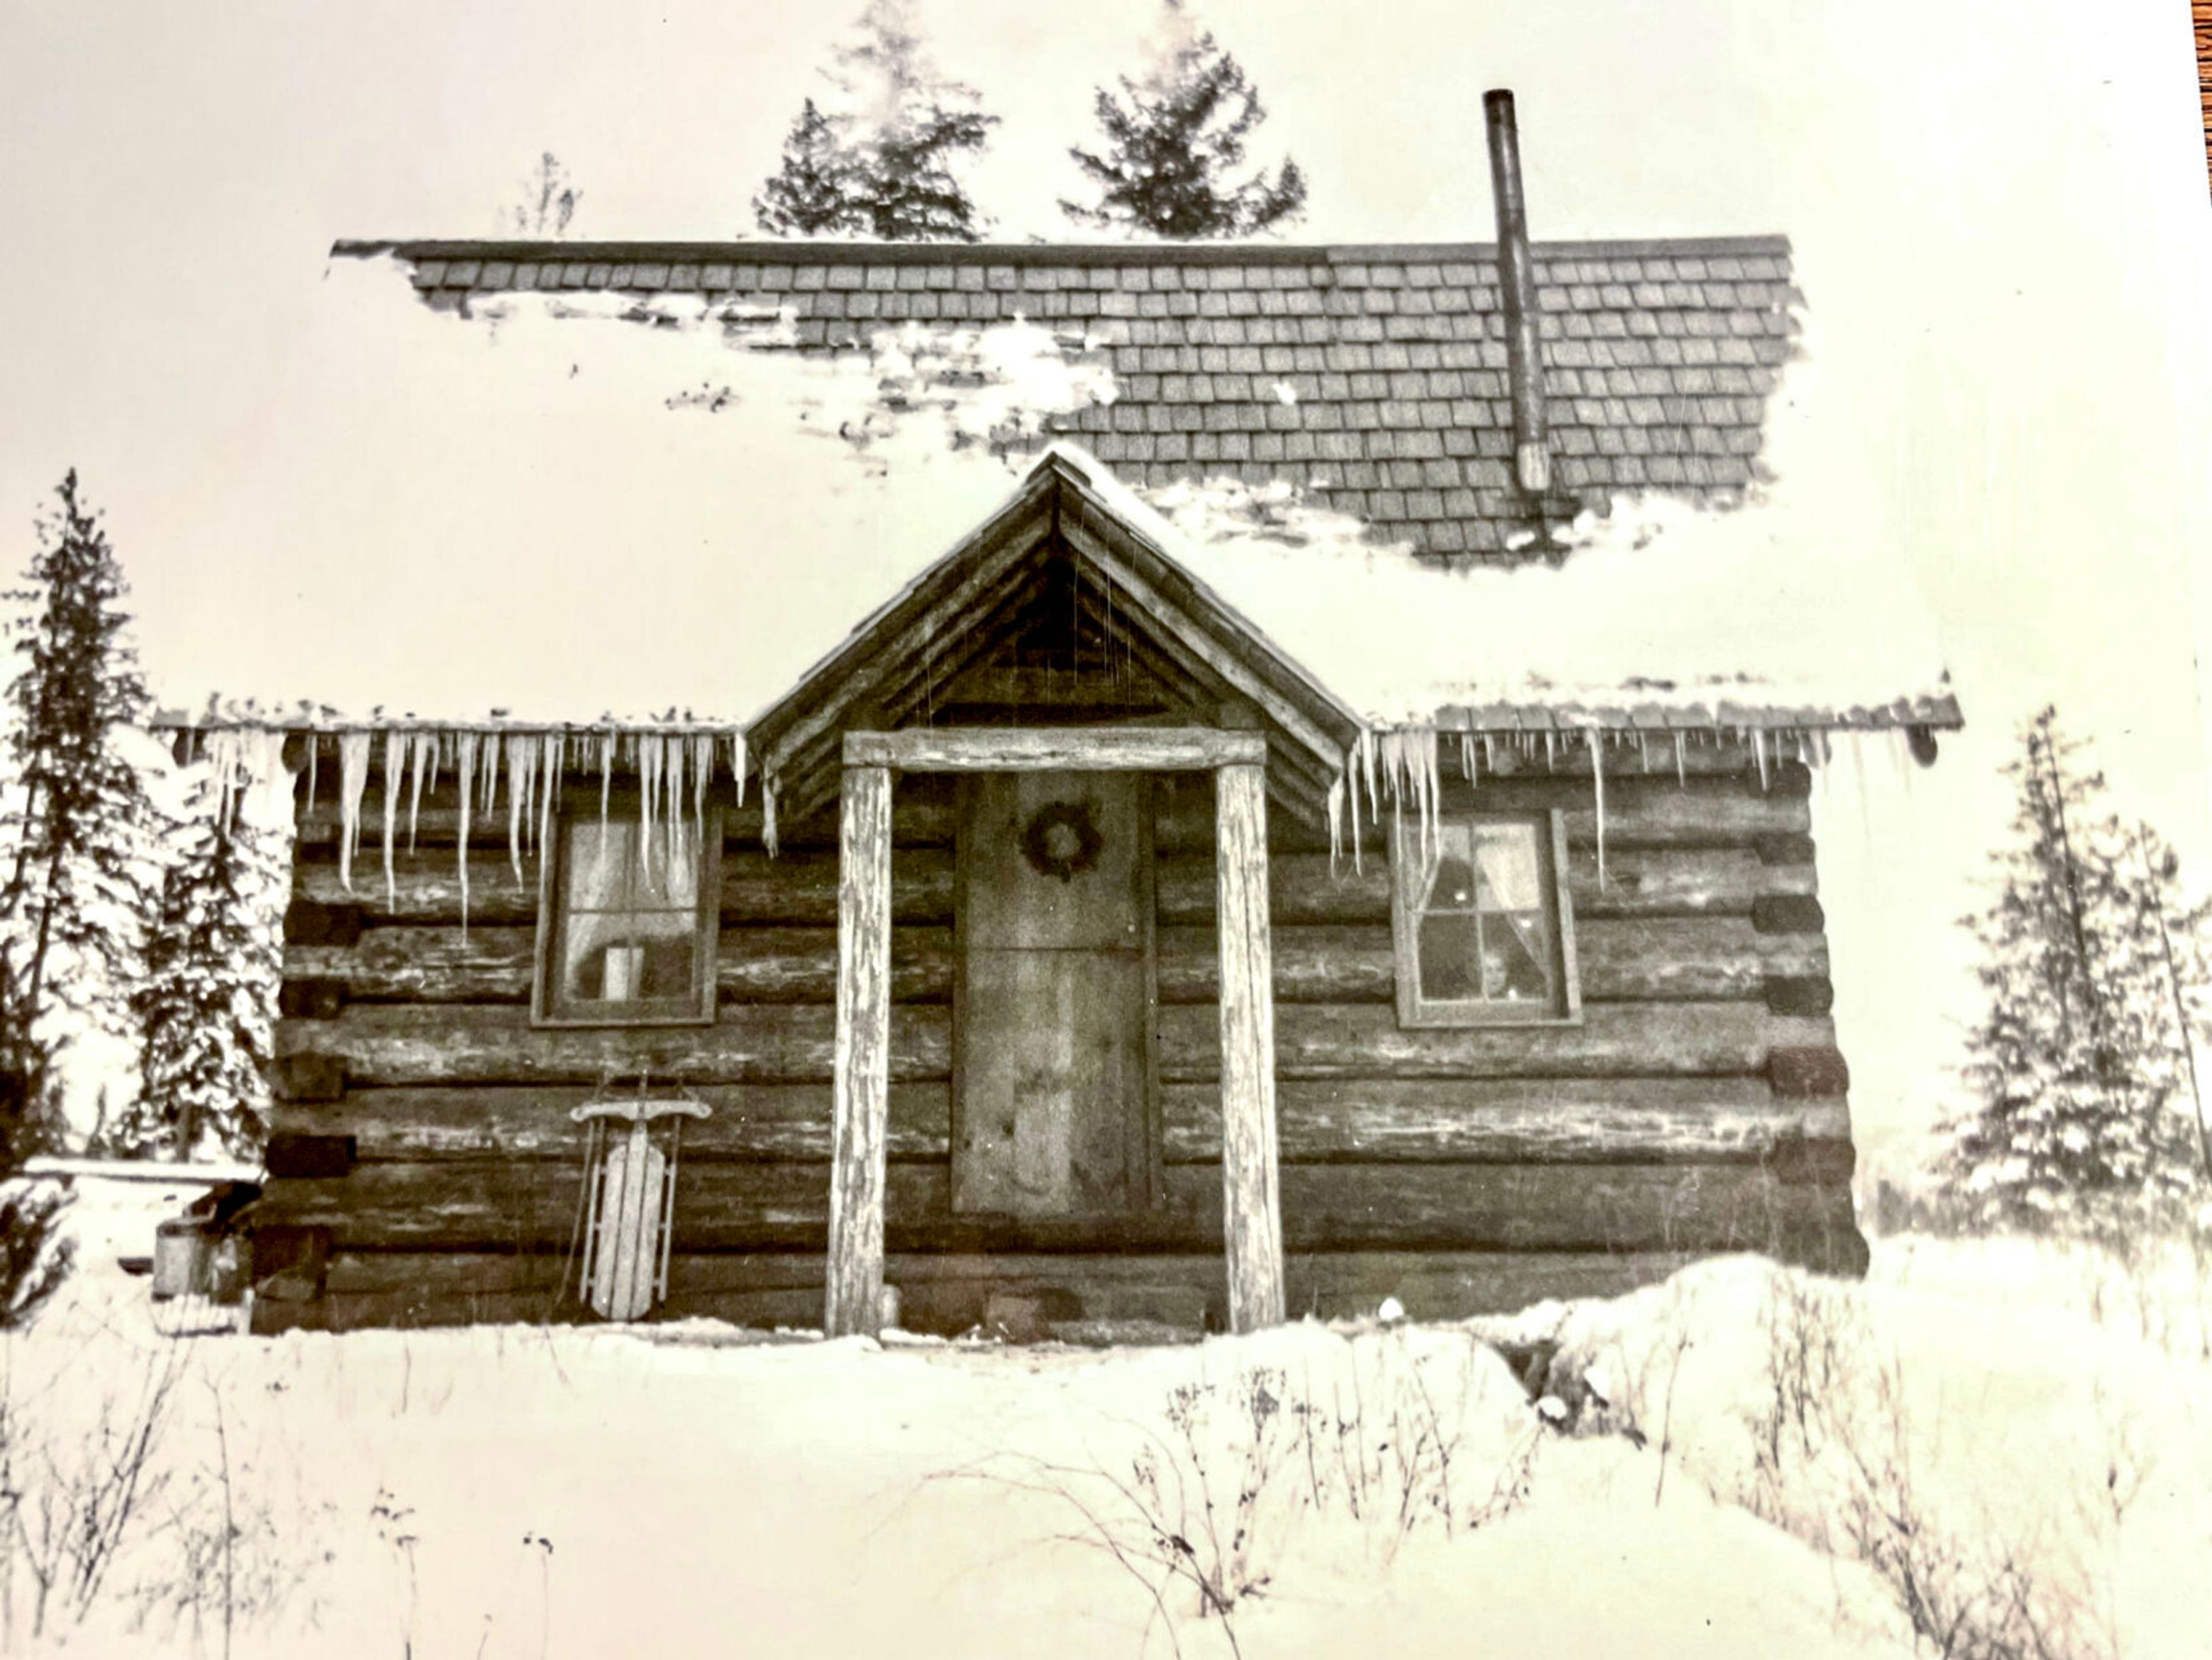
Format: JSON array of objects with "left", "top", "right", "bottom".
[
  {"left": 1940, "top": 708, "right": 2210, "bottom": 1237},
  {"left": 1060, "top": 2, "right": 1306, "bottom": 239},
  {"left": 0, "top": 470, "right": 157, "bottom": 1112},
  {"left": 114, "top": 770, "right": 282, "bottom": 1161},
  {"left": 751, "top": 1, "right": 998, "bottom": 242}
]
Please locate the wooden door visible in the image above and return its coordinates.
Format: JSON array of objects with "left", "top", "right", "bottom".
[{"left": 954, "top": 772, "right": 1158, "bottom": 1217}]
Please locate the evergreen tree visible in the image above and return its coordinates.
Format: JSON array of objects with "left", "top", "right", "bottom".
[
  {"left": 1061, "top": 1, "right": 1306, "bottom": 239},
  {"left": 113, "top": 771, "right": 282, "bottom": 1161},
  {"left": 1940, "top": 709, "right": 2209, "bottom": 1238},
  {"left": 753, "top": 101, "right": 854, "bottom": 236},
  {"left": 751, "top": 0, "right": 998, "bottom": 242}
]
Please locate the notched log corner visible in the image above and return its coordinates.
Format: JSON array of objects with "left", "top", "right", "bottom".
[
  {"left": 284, "top": 900, "right": 365, "bottom": 948},
  {"left": 264, "top": 1131, "right": 357, "bottom": 1179},
  {"left": 247, "top": 1224, "right": 331, "bottom": 1303},
  {"left": 1767, "top": 1045, "right": 1851, "bottom": 1098},
  {"left": 1751, "top": 894, "right": 1825, "bottom": 935},
  {"left": 1762, "top": 974, "right": 1834, "bottom": 1016},
  {"left": 271, "top": 1054, "right": 346, "bottom": 1104},
  {"left": 279, "top": 977, "right": 347, "bottom": 1020}
]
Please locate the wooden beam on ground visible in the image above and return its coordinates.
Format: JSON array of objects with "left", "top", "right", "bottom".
[
  {"left": 843, "top": 725, "right": 1266, "bottom": 774},
  {"left": 826, "top": 763, "right": 892, "bottom": 1338},
  {"left": 1215, "top": 758, "right": 1285, "bottom": 1331}
]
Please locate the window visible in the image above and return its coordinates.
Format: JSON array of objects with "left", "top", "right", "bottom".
[
  {"left": 533, "top": 807, "right": 721, "bottom": 1027},
  {"left": 1391, "top": 812, "right": 1579, "bottom": 1026}
]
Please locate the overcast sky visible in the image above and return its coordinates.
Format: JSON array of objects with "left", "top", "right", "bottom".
[{"left": 3, "top": 0, "right": 2210, "bottom": 1167}]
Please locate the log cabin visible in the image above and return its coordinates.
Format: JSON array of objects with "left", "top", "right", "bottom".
[{"left": 160, "top": 93, "right": 1959, "bottom": 1339}]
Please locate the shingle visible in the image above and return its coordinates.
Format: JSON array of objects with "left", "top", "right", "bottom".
[{"left": 846, "top": 292, "right": 880, "bottom": 319}]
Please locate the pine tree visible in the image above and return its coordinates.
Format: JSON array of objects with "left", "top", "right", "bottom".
[
  {"left": 1061, "top": 1, "right": 1306, "bottom": 239},
  {"left": 753, "top": 101, "right": 854, "bottom": 236},
  {"left": 751, "top": 0, "right": 998, "bottom": 242},
  {"left": 1940, "top": 708, "right": 2209, "bottom": 1238},
  {"left": 113, "top": 772, "right": 282, "bottom": 1161}
]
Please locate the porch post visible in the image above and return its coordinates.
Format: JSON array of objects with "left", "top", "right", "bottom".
[
  {"left": 1214, "top": 759, "right": 1285, "bottom": 1331},
  {"left": 825, "top": 762, "right": 893, "bottom": 1337}
]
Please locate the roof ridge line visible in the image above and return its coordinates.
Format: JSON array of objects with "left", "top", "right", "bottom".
[{"left": 331, "top": 233, "right": 1794, "bottom": 267}]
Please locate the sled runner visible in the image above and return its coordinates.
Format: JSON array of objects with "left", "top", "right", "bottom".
[{"left": 567, "top": 1091, "right": 712, "bottom": 1321}]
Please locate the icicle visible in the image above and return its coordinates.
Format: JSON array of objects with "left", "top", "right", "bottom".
[
  {"left": 1753, "top": 728, "right": 1770, "bottom": 792},
  {"left": 454, "top": 731, "right": 478, "bottom": 935},
  {"left": 505, "top": 733, "right": 537, "bottom": 883},
  {"left": 1587, "top": 727, "right": 1608, "bottom": 890},
  {"left": 1327, "top": 774, "right": 1346, "bottom": 874},
  {"left": 762, "top": 776, "right": 779, "bottom": 859},
  {"left": 539, "top": 732, "right": 564, "bottom": 868},
  {"left": 640, "top": 731, "right": 661, "bottom": 883},
  {"left": 305, "top": 736, "right": 319, "bottom": 816},
  {"left": 336, "top": 731, "right": 372, "bottom": 895},
  {"left": 382, "top": 730, "right": 404, "bottom": 907},
  {"left": 1673, "top": 732, "right": 1687, "bottom": 788},
  {"left": 691, "top": 732, "right": 714, "bottom": 840},
  {"left": 406, "top": 732, "right": 432, "bottom": 852},
  {"left": 729, "top": 731, "right": 748, "bottom": 808},
  {"left": 1464, "top": 732, "right": 1479, "bottom": 792}
]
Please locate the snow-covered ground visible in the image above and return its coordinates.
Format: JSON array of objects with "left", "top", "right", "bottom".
[{"left": 9, "top": 1173, "right": 2208, "bottom": 1657}]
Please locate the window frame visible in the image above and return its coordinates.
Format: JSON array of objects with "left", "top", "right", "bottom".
[
  {"left": 531, "top": 797, "right": 722, "bottom": 1029},
  {"left": 1389, "top": 808, "right": 1582, "bottom": 1028}
]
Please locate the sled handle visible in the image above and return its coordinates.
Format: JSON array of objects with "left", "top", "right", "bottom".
[{"left": 570, "top": 1099, "right": 713, "bottom": 1125}]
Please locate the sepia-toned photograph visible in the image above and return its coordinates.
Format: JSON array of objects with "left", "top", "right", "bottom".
[{"left": 1, "top": 0, "right": 2209, "bottom": 1653}]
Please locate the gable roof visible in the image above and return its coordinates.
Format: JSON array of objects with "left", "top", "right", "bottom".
[
  {"left": 748, "top": 448, "right": 1365, "bottom": 827},
  {"left": 335, "top": 235, "right": 1800, "bottom": 562}
]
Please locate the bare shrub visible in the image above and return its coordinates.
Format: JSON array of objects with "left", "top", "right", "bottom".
[
  {"left": 1740, "top": 1273, "right": 2117, "bottom": 1660},
  {"left": 966, "top": 1330, "right": 1538, "bottom": 1658}
]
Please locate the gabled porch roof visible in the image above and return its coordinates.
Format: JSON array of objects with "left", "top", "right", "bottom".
[{"left": 746, "top": 447, "right": 1368, "bottom": 829}]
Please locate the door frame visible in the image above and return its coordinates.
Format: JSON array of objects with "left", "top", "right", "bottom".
[{"left": 825, "top": 725, "right": 1286, "bottom": 1339}]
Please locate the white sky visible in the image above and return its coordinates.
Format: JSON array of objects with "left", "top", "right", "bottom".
[{"left": 3, "top": 0, "right": 2210, "bottom": 1169}]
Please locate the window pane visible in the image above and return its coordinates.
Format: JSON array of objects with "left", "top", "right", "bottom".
[
  {"left": 565, "top": 820, "right": 700, "bottom": 913},
  {"left": 1474, "top": 823, "right": 1554, "bottom": 1004},
  {"left": 1416, "top": 910, "right": 1482, "bottom": 1000},
  {"left": 1416, "top": 822, "right": 1478, "bottom": 914},
  {"left": 562, "top": 907, "right": 699, "bottom": 1003}
]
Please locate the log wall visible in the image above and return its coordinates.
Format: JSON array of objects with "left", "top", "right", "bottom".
[{"left": 260, "top": 751, "right": 1864, "bottom": 1336}]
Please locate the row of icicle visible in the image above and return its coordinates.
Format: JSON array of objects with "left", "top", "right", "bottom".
[
  {"left": 1327, "top": 720, "right": 1850, "bottom": 890},
  {"left": 187, "top": 726, "right": 748, "bottom": 927}
]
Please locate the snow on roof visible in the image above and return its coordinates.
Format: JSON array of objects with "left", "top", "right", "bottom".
[{"left": 157, "top": 247, "right": 1955, "bottom": 746}]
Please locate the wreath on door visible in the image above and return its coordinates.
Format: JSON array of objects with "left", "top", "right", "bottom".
[{"left": 1021, "top": 800, "right": 1104, "bottom": 882}]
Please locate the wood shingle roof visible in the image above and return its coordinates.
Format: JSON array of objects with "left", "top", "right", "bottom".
[{"left": 335, "top": 235, "right": 1798, "bottom": 562}]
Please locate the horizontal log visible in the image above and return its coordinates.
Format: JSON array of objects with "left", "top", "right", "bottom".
[
  {"left": 298, "top": 841, "right": 1817, "bottom": 935},
  {"left": 1164, "top": 1078, "right": 1849, "bottom": 1163},
  {"left": 292, "top": 849, "right": 958, "bottom": 927},
  {"left": 288, "top": 914, "right": 1830, "bottom": 1010},
  {"left": 1156, "top": 849, "right": 1814, "bottom": 926},
  {"left": 1162, "top": 1001, "right": 1833, "bottom": 1082},
  {"left": 285, "top": 1247, "right": 1711, "bottom": 1333},
  {"left": 276, "top": 1083, "right": 952, "bottom": 1162},
  {"left": 302, "top": 766, "right": 1803, "bottom": 862},
  {"left": 279, "top": 1076, "right": 1847, "bottom": 1171},
  {"left": 277, "top": 1003, "right": 950, "bottom": 1088},
  {"left": 294, "top": 780, "right": 964, "bottom": 853},
  {"left": 245, "top": 1158, "right": 1860, "bottom": 1261},
  {"left": 286, "top": 925, "right": 960, "bottom": 1005},
  {"left": 278, "top": 999, "right": 1830, "bottom": 1090},
  {"left": 844, "top": 725, "right": 1265, "bottom": 772}
]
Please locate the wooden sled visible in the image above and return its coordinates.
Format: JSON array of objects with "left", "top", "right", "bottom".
[{"left": 569, "top": 1094, "right": 712, "bottom": 1321}]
